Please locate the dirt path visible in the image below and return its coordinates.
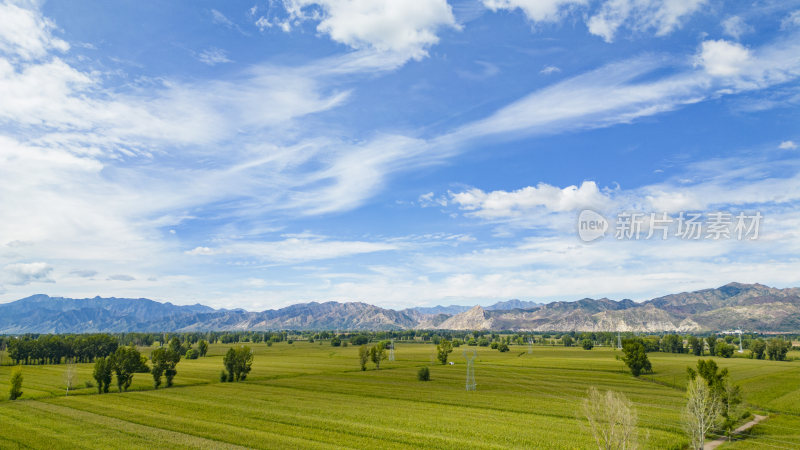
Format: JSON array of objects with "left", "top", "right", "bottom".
[{"left": 704, "top": 414, "right": 768, "bottom": 450}]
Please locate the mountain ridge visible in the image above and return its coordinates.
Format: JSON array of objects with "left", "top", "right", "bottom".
[{"left": 1, "top": 283, "right": 799, "bottom": 333}]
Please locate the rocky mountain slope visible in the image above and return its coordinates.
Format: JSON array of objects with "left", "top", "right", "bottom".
[{"left": 1, "top": 283, "right": 798, "bottom": 333}]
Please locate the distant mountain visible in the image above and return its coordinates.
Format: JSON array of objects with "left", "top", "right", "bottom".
[
  {"left": 485, "top": 299, "right": 542, "bottom": 311},
  {"left": 406, "top": 305, "right": 472, "bottom": 315},
  {"left": 1, "top": 283, "right": 799, "bottom": 333}
]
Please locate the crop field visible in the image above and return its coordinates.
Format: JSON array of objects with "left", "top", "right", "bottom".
[{"left": 1, "top": 343, "right": 799, "bottom": 449}]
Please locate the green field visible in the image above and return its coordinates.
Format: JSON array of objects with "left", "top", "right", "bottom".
[{"left": 1, "top": 343, "right": 799, "bottom": 449}]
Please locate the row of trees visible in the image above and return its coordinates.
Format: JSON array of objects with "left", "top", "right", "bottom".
[{"left": 5, "top": 334, "right": 118, "bottom": 365}]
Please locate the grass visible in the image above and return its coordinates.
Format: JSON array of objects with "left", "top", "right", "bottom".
[{"left": 0, "top": 342, "right": 798, "bottom": 449}]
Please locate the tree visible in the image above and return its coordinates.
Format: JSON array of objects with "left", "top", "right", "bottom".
[
  {"left": 222, "top": 346, "right": 253, "bottom": 381},
  {"left": 705, "top": 335, "right": 717, "bottom": 356},
  {"left": 168, "top": 337, "right": 186, "bottom": 356},
  {"left": 370, "top": 343, "right": 387, "bottom": 369},
  {"left": 9, "top": 367, "right": 23, "bottom": 400},
  {"left": 151, "top": 347, "right": 181, "bottom": 389},
  {"left": 436, "top": 339, "right": 453, "bottom": 364},
  {"left": 581, "top": 339, "right": 594, "bottom": 350},
  {"left": 197, "top": 340, "right": 209, "bottom": 357},
  {"left": 688, "top": 336, "right": 703, "bottom": 356},
  {"left": 562, "top": 336, "right": 574, "bottom": 347},
  {"left": 330, "top": 336, "right": 341, "bottom": 347},
  {"left": 417, "top": 366, "right": 430, "bottom": 381},
  {"left": 358, "top": 345, "right": 370, "bottom": 371},
  {"left": 93, "top": 357, "right": 112, "bottom": 393},
  {"left": 622, "top": 340, "right": 652, "bottom": 377},
  {"left": 498, "top": 342, "right": 509, "bottom": 352},
  {"left": 716, "top": 342, "right": 734, "bottom": 358},
  {"left": 683, "top": 377, "right": 721, "bottom": 450},
  {"left": 582, "top": 387, "right": 639, "bottom": 450},
  {"left": 185, "top": 348, "right": 199, "bottom": 359},
  {"left": 687, "top": 359, "right": 741, "bottom": 440},
  {"left": 109, "top": 346, "right": 149, "bottom": 392},
  {"left": 750, "top": 339, "right": 766, "bottom": 359},
  {"left": 766, "top": 338, "right": 790, "bottom": 361},
  {"left": 662, "top": 334, "right": 683, "bottom": 353}
]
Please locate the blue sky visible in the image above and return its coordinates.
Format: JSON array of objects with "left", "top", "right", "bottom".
[{"left": 1, "top": 0, "right": 799, "bottom": 310}]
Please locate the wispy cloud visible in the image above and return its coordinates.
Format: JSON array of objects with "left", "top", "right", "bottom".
[{"left": 196, "top": 47, "right": 232, "bottom": 65}]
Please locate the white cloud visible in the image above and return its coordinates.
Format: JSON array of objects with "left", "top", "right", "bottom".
[
  {"left": 782, "top": 10, "right": 800, "bottom": 29},
  {"left": 540, "top": 65, "right": 561, "bottom": 75},
  {"left": 450, "top": 181, "right": 609, "bottom": 219},
  {"left": 4, "top": 262, "right": 54, "bottom": 285},
  {"left": 721, "top": 15, "right": 752, "bottom": 40},
  {"left": 196, "top": 47, "right": 232, "bottom": 65},
  {"left": 696, "top": 39, "right": 751, "bottom": 77},
  {"left": 779, "top": 140, "right": 798, "bottom": 150},
  {"left": 186, "top": 236, "right": 398, "bottom": 263},
  {"left": 0, "top": 0, "right": 69, "bottom": 60},
  {"left": 587, "top": 0, "right": 707, "bottom": 43},
  {"left": 482, "top": 0, "right": 587, "bottom": 23},
  {"left": 210, "top": 9, "right": 234, "bottom": 27},
  {"left": 281, "top": 0, "right": 459, "bottom": 62}
]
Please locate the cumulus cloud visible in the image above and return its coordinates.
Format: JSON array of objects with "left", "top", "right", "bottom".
[
  {"left": 4, "top": 262, "right": 54, "bottom": 285},
  {"left": 696, "top": 39, "right": 751, "bottom": 77},
  {"left": 281, "top": 0, "right": 459, "bottom": 62},
  {"left": 779, "top": 140, "right": 798, "bottom": 150},
  {"left": 587, "top": 0, "right": 707, "bottom": 42},
  {"left": 450, "top": 181, "right": 609, "bottom": 219}
]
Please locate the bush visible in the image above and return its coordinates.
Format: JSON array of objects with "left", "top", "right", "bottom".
[
  {"left": 490, "top": 342, "right": 499, "bottom": 349},
  {"left": 220, "top": 370, "right": 228, "bottom": 382},
  {"left": 330, "top": 337, "right": 341, "bottom": 347},
  {"left": 498, "top": 343, "right": 509, "bottom": 352},
  {"left": 185, "top": 349, "right": 199, "bottom": 359},
  {"left": 582, "top": 339, "right": 594, "bottom": 350},
  {"left": 417, "top": 366, "right": 430, "bottom": 381},
  {"left": 84, "top": 380, "right": 94, "bottom": 388},
  {"left": 266, "top": 341, "right": 273, "bottom": 347},
  {"left": 478, "top": 338, "right": 490, "bottom": 347}
]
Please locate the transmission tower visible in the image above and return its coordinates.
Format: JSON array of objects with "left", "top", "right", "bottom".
[
  {"left": 464, "top": 349, "right": 477, "bottom": 391},
  {"left": 389, "top": 338, "right": 395, "bottom": 361},
  {"left": 617, "top": 331, "right": 622, "bottom": 350}
]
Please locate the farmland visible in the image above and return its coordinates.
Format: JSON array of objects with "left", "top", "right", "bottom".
[{"left": 1, "top": 343, "right": 800, "bottom": 449}]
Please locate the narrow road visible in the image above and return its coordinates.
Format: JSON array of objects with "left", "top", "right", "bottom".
[{"left": 704, "top": 414, "right": 767, "bottom": 450}]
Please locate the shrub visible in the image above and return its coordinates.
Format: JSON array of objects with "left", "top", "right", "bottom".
[
  {"left": 417, "top": 366, "right": 430, "bottom": 381},
  {"left": 220, "top": 370, "right": 228, "bottom": 382},
  {"left": 185, "top": 349, "right": 199, "bottom": 360},
  {"left": 330, "top": 336, "right": 341, "bottom": 347},
  {"left": 9, "top": 367, "right": 23, "bottom": 400},
  {"left": 582, "top": 339, "right": 594, "bottom": 350},
  {"left": 498, "top": 343, "right": 509, "bottom": 352},
  {"left": 287, "top": 339, "right": 293, "bottom": 344},
  {"left": 490, "top": 342, "right": 499, "bottom": 349}
]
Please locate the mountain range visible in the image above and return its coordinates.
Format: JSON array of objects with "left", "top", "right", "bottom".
[{"left": 1, "top": 283, "right": 799, "bottom": 333}]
